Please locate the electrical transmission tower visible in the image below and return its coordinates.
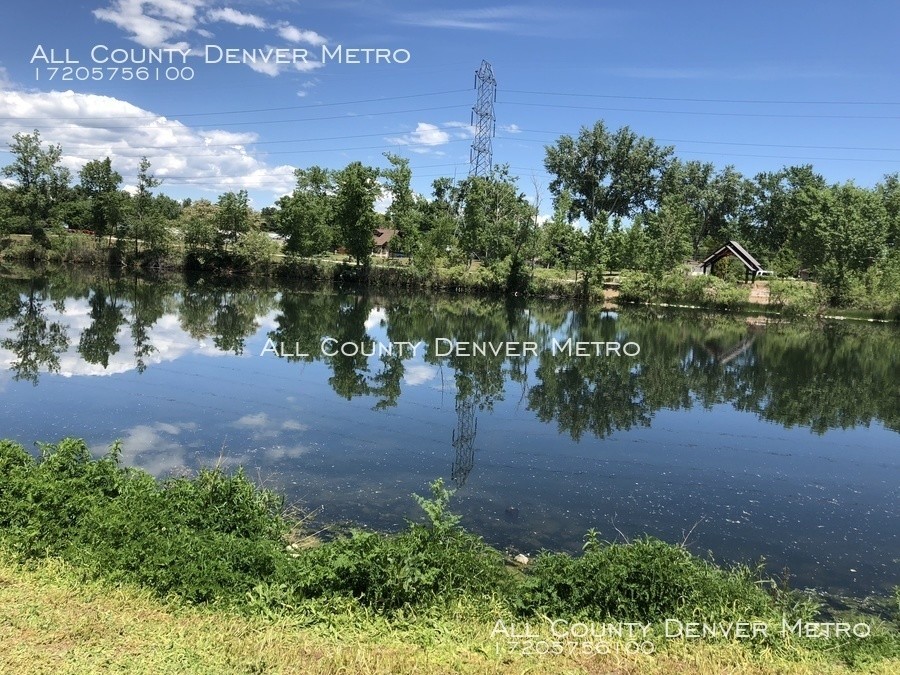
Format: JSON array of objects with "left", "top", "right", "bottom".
[
  {"left": 451, "top": 394, "right": 478, "bottom": 489},
  {"left": 469, "top": 60, "right": 497, "bottom": 177}
]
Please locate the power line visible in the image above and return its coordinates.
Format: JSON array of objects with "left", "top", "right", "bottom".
[
  {"left": 40, "top": 123, "right": 475, "bottom": 151},
  {"left": 0, "top": 89, "right": 471, "bottom": 122},
  {"left": 497, "top": 100, "right": 900, "bottom": 121},
  {"left": 504, "top": 88, "right": 900, "bottom": 107},
  {"left": 493, "top": 134, "right": 900, "bottom": 164},
  {"left": 0, "top": 104, "right": 471, "bottom": 131},
  {"left": 501, "top": 127, "right": 900, "bottom": 152}
]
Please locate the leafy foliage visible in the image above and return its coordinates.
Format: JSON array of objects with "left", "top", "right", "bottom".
[
  {"left": 516, "top": 533, "right": 776, "bottom": 623},
  {"left": 0, "top": 438, "right": 291, "bottom": 603}
]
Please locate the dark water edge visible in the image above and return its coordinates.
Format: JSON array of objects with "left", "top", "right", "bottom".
[{"left": 0, "top": 268, "right": 897, "bottom": 599}]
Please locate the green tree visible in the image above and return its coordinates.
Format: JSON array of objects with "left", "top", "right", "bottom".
[
  {"left": 1, "top": 130, "right": 71, "bottom": 242},
  {"left": 661, "top": 160, "right": 753, "bottom": 258},
  {"left": 78, "top": 157, "right": 123, "bottom": 246},
  {"left": 540, "top": 190, "right": 578, "bottom": 269},
  {"left": 875, "top": 173, "right": 900, "bottom": 248},
  {"left": 544, "top": 121, "right": 673, "bottom": 222},
  {"left": 572, "top": 216, "right": 608, "bottom": 293},
  {"left": 127, "top": 157, "right": 163, "bottom": 258},
  {"left": 334, "top": 161, "right": 380, "bottom": 269},
  {"left": 276, "top": 166, "right": 333, "bottom": 256},
  {"left": 458, "top": 165, "right": 533, "bottom": 267},
  {"left": 180, "top": 199, "right": 218, "bottom": 264},
  {"left": 381, "top": 153, "right": 421, "bottom": 257},
  {"left": 127, "top": 277, "right": 167, "bottom": 373},
  {"left": 641, "top": 195, "right": 694, "bottom": 277},
  {"left": 814, "top": 182, "right": 888, "bottom": 304},
  {"left": 750, "top": 165, "right": 827, "bottom": 261},
  {"left": 215, "top": 189, "right": 253, "bottom": 253}
]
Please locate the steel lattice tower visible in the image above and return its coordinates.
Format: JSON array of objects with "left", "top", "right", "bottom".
[{"left": 469, "top": 60, "right": 497, "bottom": 177}]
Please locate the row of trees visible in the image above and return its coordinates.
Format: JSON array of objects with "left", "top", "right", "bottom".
[{"left": 2, "top": 125, "right": 899, "bottom": 303}]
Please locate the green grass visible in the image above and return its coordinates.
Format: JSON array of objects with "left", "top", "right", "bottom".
[
  {"left": 3, "top": 555, "right": 899, "bottom": 675},
  {"left": 1, "top": 437, "right": 898, "bottom": 674}
]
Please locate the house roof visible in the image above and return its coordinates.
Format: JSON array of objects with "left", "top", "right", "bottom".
[
  {"left": 701, "top": 240, "right": 763, "bottom": 273},
  {"left": 373, "top": 228, "right": 398, "bottom": 247}
]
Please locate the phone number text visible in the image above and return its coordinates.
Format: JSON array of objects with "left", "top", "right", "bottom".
[{"left": 35, "top": 66, "right": 194, "bottom": 82}]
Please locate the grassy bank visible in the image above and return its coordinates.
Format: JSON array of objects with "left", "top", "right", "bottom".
[
  {"left": 4, "top": 556, "right": 898, "bottom": 675},
  {"left": 3, "top": 233, "right": 899, "bottom": 318},
  {"left": 1, "top": 438, "right": 898, "bottom": 674}
]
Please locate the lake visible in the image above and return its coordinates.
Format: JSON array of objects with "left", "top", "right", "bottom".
[{"left": 1, "top": 269, "right": 897, "bottom": 597}]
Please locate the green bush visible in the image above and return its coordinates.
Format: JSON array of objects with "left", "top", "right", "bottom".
[
  {"left": 0, "top": 438, "right": 292, "bottom": 603},
  {"left": 290, "top": 479, "right": 510, "bottom": 611},
  {"left": 50, "top": 233, "right": 104, "bottom": 264},
  {"left": 619, "top": 270, "right": 749, "bottom": 309},
  {"left": 768, "top": 279, "right": 820, "bottom": 316},
  {"left": 515, "top": 533, "right": 775, "bottom": 623},
  {"left": 232, "top": 230, "right": 279, "bottom": 271}
]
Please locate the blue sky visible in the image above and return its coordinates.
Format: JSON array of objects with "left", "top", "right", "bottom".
[{"left": 1, "top": 0, "right": 899, "bottom": 210}]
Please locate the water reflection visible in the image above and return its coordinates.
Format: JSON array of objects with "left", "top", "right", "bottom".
[
  {"left": 0, "top": 277, "right": 69, "bottom": 384},
  {"left": 0, "top": 271, "right": 897, "bottom": 595}
]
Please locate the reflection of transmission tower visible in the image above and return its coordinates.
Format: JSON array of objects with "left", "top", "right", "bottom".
[
  {"left": 469, "top": 60, "right": 497, "bottom": 177},
  {"left": 451, "top": 395, "right": 478, "bottom": 488}
]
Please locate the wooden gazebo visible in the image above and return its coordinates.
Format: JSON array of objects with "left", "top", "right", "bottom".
[{"left": 701, "top": 240, "right": 765, "bottom": 282}]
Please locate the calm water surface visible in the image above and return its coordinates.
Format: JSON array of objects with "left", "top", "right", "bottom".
[{"left": 1, "top": 271, "right": 897, "bottom": 596}]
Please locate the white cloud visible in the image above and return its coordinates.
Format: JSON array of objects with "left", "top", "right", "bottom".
[
  {"left": 444, "top": 121, "right": 476, "bottom": 138},
  {"left": 385, "top": 121, "right": 473, "bottom": 155},
  {"left": 403, "top": 364, "right": 437, "bottom": 386},
  {"left": 92, "top": 1, "right": 329, "bottom": 77},
  {"left": 397, "top": 7, "right": 523, "bottom": 32},
  {"left": 234, "top": 412, "right": 270, "bottom": 428},
  {"left": 266, "top": 443, "right": 311, "bottom": 459},
  {"left": 0, "top": 66, "right": 14, "bottom": 90},
  {"left": 92, "top": 421, "right": 198, "bottom": 476},
  {"left": 240, "top": 46, "right": 325, "bottom": 77},
  {"left": 364, "top": 308, "right": 387, "bottom": 331},
  {"left": 0, "top": 88, "right": 297, "bottom": 196},
  {"left": 0, "top": 295, "right": 245, "bottom": 381},
  {"left": 93, "top": 0, "right": 206, "bottom": 49},
  {"left": 386, "top": 122, "right": 450, "bottom": 154},
  {"left": 374, "top": 186, "right": 393, "bottom": 214},
  {"left": 395, "top": 4, "right": 612, "bottom": 37},
  {"left": 276, "top": 22, "right": 327, "bottom": 47},
  {"left": 500, "top": 123, "right": 522, "bottom": 134},
  {"left": 206, "top": 7, "right": 267, "bottom": 29}
]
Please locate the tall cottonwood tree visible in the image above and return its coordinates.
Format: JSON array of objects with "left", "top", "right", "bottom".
[
  {"left": 276, "top": 166, "right": 334, "bottom": 256},
  {"left": 79, "top": 157, "right": 123, "bottom": 245},
  {"left": 1, "top": 130, "right": 70, "bottom": 241},
  {"left": 381, "top": 153, "right": 421, "bottom": 256},
  {"left": 544, "top": 121, "right": 673, "bottom": 222},
  {"left": 215, "top": 189, "right": 253, "bottom": 252},
  {"left": 334, "top": 161, "right": 380, "bottom": 268}
]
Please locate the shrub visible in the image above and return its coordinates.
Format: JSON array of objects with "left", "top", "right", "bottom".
[
  {"left": 0, "top": 438, "right": 293, "bottom": 604},
  {"left": 290, "top": 479, "right": 510, "bottom": 611},
  {"left": 51, "top": 233, "right": 104, "bottom": 264},
  {"left": 232, "top": 230, "right": 279, "bottom": 271},
  {"left": 769, "top": 279, "right": 820, "bottom": 316},
  {"left": 515, "top": 533, "right": 776, "bottom": 623}
]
